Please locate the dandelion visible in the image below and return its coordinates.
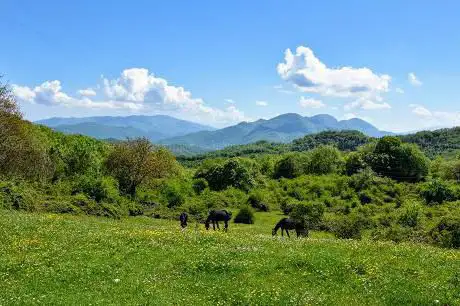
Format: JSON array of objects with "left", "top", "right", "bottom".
[{"left": 114, "top": 278, "right": 120, "bottom": 283}]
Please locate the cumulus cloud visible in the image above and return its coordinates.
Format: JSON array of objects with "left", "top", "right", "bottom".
[
  {"left": 78, "top": 88, "right": 97, "bottom": 96},
  {"left": 344, "top": 98, "right": 391, "bottom": 111},
  {"left": 13, "top": 68, "right": 248, "bottom": 125},
  {"left": 255, "top": 100, "right": 268, "bottom": 107},
  {"left": 277, "top": 46, "right": 391, "bottom": 99},
  {"left": 410, "top": 104, "right": 460, "bottom": 127},
  {"left": 408, "top": 73, "right": 422, "bottom": 86},
  {"left": 299, "top": 97, "right": 325, "bottom": 108},
  {"left": 395, "top": 88, "right": 404, "bottom": 94},
  {"left": 225, "top": 99, "right": 235, "bottom": 104}
]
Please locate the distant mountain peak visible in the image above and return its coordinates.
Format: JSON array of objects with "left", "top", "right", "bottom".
[
  {"left": 160, "top": 113, "right": 391, "bottom": 149},
  {"left": 36, "top": 115, "right": 215, "bottom": 142}
]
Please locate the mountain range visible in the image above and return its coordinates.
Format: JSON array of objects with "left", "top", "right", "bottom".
[
  {"left": 36, "top": 115, "right": 215, "bottom": 142},
  {"left": 36, "top": 113, "right": 392, "bottom": 150},
  {"left": 158, "top": 113, "right": 392, "bottom": 149}
]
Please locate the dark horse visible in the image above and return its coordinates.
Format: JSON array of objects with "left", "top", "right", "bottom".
[
  {"left": 272, "top": 218, "right": 308, "bottom": 238},
  {"left": 179, "top": 212, "right": 188, "bottom": 229},
  {"left": 205, "top": 210, "right": 232, "bottom": 231}
]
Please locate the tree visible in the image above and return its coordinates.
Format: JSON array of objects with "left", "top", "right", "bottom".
[
  {"left": 306, "top": 145, "right": 344, "bottom": 175},
  {"left": 105, "top": 138, "right": 177, "bottom": 196},
  {"left": 0, "top": 79, "right": 51, "bottom": 180},
  {"left": 0, "top": 77, "right": 21, "bottom": 117},
  {"left": 367, "top": 136, "right": 429, "bottom": 182},
  {"left": 194, "top": 158, "right": 255, "bottom": 191},
  {"left": 273, "top": 154, "right": 305, "bottom": 179},
  {"left": 345, "top": 152, "right": 368, "bottom": 176}
]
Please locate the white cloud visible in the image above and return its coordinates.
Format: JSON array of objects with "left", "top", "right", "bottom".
[
  {"left": 277, "top": 46, "right": 391, "bottom": 99},
  {"left": 225, "top": 99, "right": 235, "bottom": 104},
  {"left": 410, "top": 104, "right": 432, "bottom": 117},
  {"left": 344, "top": 98, "right": 391, "bottom": 111},
  {"left": 13, "top": 68, "right": 249, "bottom": 125},
  {"left": 78, "top": 88, "right": 97, "bottom": 96},
  {"left": 395, "top": 88, "right": 404, "bottom": 94},
  {"left": 299, "top": 97, "right": 325, "bottom": 108},
  {"left": 256, "top": 100, "right": 268, "bottom": 107},
  {"left": 410, "top": 104, "right": 460, "bottom": 127},
  {"left": 408, "top": 73, "right": 422, "bottom": 86}
]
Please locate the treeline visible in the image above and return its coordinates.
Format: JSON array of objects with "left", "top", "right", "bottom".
[
  {"left": 1, "top": 79, "right": 460, "bottom": 248},
  {"left": 178, "top": 128, "right": 460, "bottom": 166}
]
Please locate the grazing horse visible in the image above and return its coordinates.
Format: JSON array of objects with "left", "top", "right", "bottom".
[
  {"left": 179, "top": 212, "right": 188, "bottom": 229},
  {"left": 272, "top": 218, "right": 308, "bottom": 238},
  {"left": 205, "top": 210, "right": 232, "bottom": 231}
]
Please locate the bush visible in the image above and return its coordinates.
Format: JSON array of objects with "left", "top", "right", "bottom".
[
  {"left": 431, "top": 216, "right": 460, "bottom": 248},
  {"left": 192, "top": 178, "right": 208, "bottom": 194},
  {"left": 331, "top": 213, "right": 373, "bottom": 239},
  {"left": 234, "top": 206, "right": 255, "bottom": 224},
  {"left": 398, "top": 202, "right": 423, "bottom": 228},
  {"left": 420, "top": 180, "right": 455, "bottom": 205},
  {"left": 0, "top": 181, "right": 38, "bottom": 211},
  {"left": 73, "top": 175, "right": 120, "bottom": 203},
  {"left": 247, "top": 190, "right": 270, "bottom": 211},
  {"left": 289, "top": 201, "right": 325, "bottom": 228},
  {"left": 164, "top": 185, "right": 185, "bottom": 208}
]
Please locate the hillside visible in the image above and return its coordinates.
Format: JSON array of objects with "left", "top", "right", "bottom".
[
  {"left": 36, "top": 115, "right": 215, "bottom": 142},
  {"left": 401, "top": 127, "right": 460, "bottom": 158},
  {"left": 160, "top": 113, "right": 391, "bottom": 149}
]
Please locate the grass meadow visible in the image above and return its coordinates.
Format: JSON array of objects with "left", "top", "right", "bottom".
[{"left": 1, "top": 210, "right": 459, "bottom": 305}]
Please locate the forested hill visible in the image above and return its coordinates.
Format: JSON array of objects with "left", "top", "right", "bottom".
[
  {"left": 400, "top": 127, "right": 460, "bottom": 158},
  {"left": 177, "top": 128, "right": 460, "bottom": 164}
]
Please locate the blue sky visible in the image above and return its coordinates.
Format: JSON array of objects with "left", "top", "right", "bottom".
[{"left": 2, "top": 0, "right": 460, "bottom": 132}]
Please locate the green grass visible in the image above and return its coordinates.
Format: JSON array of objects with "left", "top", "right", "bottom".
[{"left": 1, "top": 210, "right": 459, "bottom": 305}]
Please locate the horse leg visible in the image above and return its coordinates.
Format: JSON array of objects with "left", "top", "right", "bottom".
[
  {"left": 286, "top": 229, "right": 290, "bottom": 238},
  {"left": 281, "top": 228, "right": 284, "bottom": 237},
  {"left": 224, "top": 220, "right": 228, "bottom": 232},
  {"left": 212, "top": 220, "right": 216, "bottom": 230},
  {"left": 216, "top": 221, "right": 220, "bottom": 230}
]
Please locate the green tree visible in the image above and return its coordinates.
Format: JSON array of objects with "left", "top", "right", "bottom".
[
  {"left": 105, "top": 138, "right": 178, "bottom": 196},
  {"left": 0, "top": 79, "right": 51, "bottom": 181},
  {"left": 194, "top": 158, "right": 255, "bottom": 191},
  {"left": 367, "top": 136, "right": 429, "bottom": 182},
  {"left": 306, "top": 145, "right": 344, "bottom": 175},
  {"left": 273, "top": 154, "right": 305, "bottom": 179}
]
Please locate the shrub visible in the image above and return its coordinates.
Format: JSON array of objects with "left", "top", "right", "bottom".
[
  {"left": 73, "top": 175, "right": 120, "bottom": 203},
  {"left": 247, "top": 190, "right": 270, "bottom": 211},
  {"left": 331, "top": 213, "right": 373, "bottom": 239},
  {"left": 420, "top": 180, "right": 455, "bottom": 205},
  {"left": 164, "top": 185, "right": 185, "bottom": 208},
  {"left": 398, "top": 202, "right": 423, "bottom": 228},
  {"left": 192, "top": 178, "right": 208, "bottom": 194},
  {"left": 289, "top": 201, "right": 325, "bottom": 228},
  {"left": 234, "top": 206, "right": 255, "bottom": 224},
  {"left": 431, "top": 216, "right": 460, "bottom": 248},
  {"left": 0, "top": 181, "right": 38, "bottom": 211},
  {"left": 41, "top": 197, "right": 81, "bottom": 214}
]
